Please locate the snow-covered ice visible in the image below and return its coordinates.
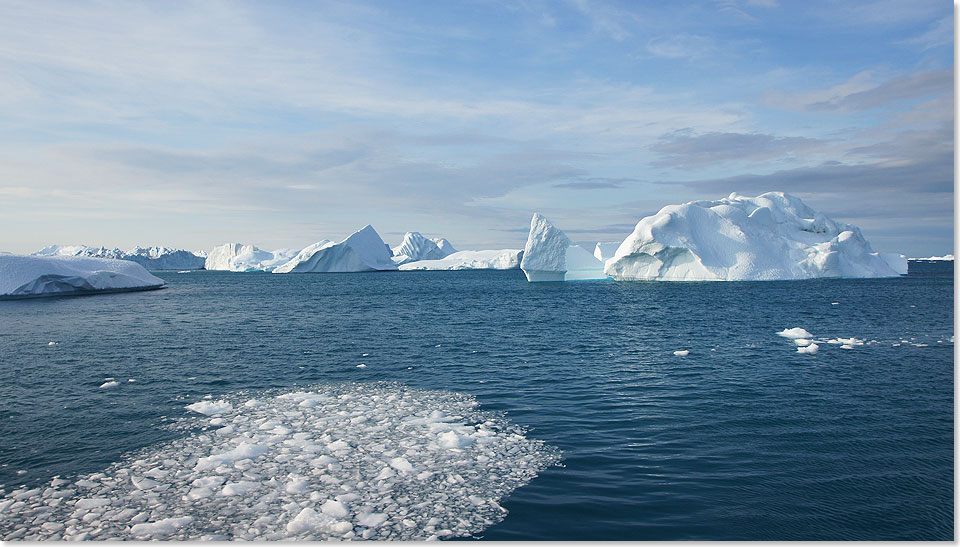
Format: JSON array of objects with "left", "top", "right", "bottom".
[
  {"left": 390, "top": 232, "right": 456, "bottom": 265},
  {"left": 0, "top": 255, "right": 165, "bottom": 299},
  {"left": 274, "top": 226, "right": 397, "bottom": 273},
  {"left": 185, "top": 400, "right": 234, "bottom": 416},
  {"left": 605, "top": 192, "right": 905, "bottom": 281},
  {"left": 797, "top": 343, "right": 819, "bottom": 354},
  {"left": 204, "top": 243, "right": 299, "bottom": 272},
  {"left": 33, "top": 245, "right": 205, "bottom": 270},
  {"left": 520, "top": 214, "right": 607, "bottom": 282},
  {"left": 0, "top": 382, "right": 559, "bottom": 541},
  {"left": 398, "top": 249, "right": 523, "bottom": 271},
  {"left": 777, "top": 327, "right": 813, "bottom": 339}
]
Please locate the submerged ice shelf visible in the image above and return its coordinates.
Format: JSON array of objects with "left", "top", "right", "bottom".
[{"left": 0, "top": 383, "right": 560, "bottom": 541}]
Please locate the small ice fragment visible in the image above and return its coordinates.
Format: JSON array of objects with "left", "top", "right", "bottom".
[
  {"left": 356, "top": 364, "right": 366, "bottom": 368},
  {"left": 831, "top": 302, "right": 839, "bottom": 305},
  {"left": 185, "top": 400, "right": 233, "bottom": 416},
  {"left": 778, "top": 327, "right": 813, "bottom": 339},
  {"left": 794, "top": 339, "right": 812, "bottom": 347},
  {"left": 321, "top": 499, "right": 350, "bottom": 518},
  {"left": 127, "top": 379, "right": 136, "bottom": 383},
  {"left": 840, "top": 344, "right": 855, "bottom": 350},
  {"left": 130, "top": 516, "right": 194, "bottom": 538},
  {"left": 673, "top": 350, "right": 690, "bottom": 356},
  {"left": 389, "top": 457, "right": 414, "bottom": 473},
  {"left": 361, "top": 353, "right": 369, "bottom": 357},
  {"left": 99, "top": 381, "right": 119, "bottom": 389},
  {"left": 797, "top": 343, "right": 819, "bottom": 354},
  {"left": 221, "top": 480, "right": 259, "bottom": 496},
  {"left": 47, "top": 341, "right": 57, "bottom": 346},
  {"left": 75, "top": 498, "right": 110, "bottom": 510},
  {"left": 356, "top": 512, "right": 387, "bottom": 527}
]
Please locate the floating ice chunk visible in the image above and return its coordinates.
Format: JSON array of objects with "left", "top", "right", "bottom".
[
  {"left": 438, "top": 431, "right": 474, "bottom": 449},
  {"left": 794, "top": 339, "right": 812, "bottom": 347},
  {"left": 286, "top": 508, "right": 332, "bottom": 534},
  {"left": 356, "top": 364, "right": 366, "bottom": 369},
  {"left": 130, "top": 476, "right": 159, "bottom": 490},
  {"left": 130, "top": 516, "right": 194, "bottom": 538},
  {"left": 357, "top": 512, "right": 388, "bottom": 527},
  {"left": 221, "top": 480, "right": 259, "bottom": 496},
  {"left": 778, "top": 327, "right": 813, "bottom": 339},
  {"left": 389, "top": 457, "right": 414, "bottom": 474},
  {"left": 75, "top": 498, "right": 110, "bottom": 510},
  {"left": 185, "top": 400, "right": 233, "bottom": 416},
  {"left": 47, "top": 341, "right": 57, "bottom": 346},
  {"left": 673, "top": 350, "right": 690, "bottom": 356},
  {"left": 285, "top": 477, "right": 310, "bottom": 494},
  {"left": 797, "top": 343, "right": 819, "bottom": 354},
  {"left": 99, "top": 381, "right": 119, "bottom": 389},
  {"left": 321, "top": 499, "right": 350, "bottom": 518},
  {"left": 195, "top": 442, "right": 269, "bottom": 471}
]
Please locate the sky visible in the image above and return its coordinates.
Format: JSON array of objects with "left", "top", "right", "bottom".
[{"left": 0, "top": 0, "right": 954, "bottom": 256}]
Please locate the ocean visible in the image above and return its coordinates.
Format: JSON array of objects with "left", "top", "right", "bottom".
[{"left": 0, "top": 266, "right": 953, "bottom": 540}]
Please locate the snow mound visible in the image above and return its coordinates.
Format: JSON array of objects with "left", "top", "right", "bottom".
[
  {"left": 205, "top": 244, "right": 298, "bottom": 272},
  {"left": 605, "top": 192, "right": 905, "bottom": 281},
  {"left": 398, "top": 249, "right": 522, "bottom": 271},
  {"left": 0, "top": 383, "right": 560, "bottom": 541},
  {"left": 33, "top": 245, "right": 205, "bottom": 270},
  {"left": 390, "top": 232, "right": 454, "bottom": 265},
  {"left": 274, "top": 226, "right": 397, "bottom": 273},
  {"left": 0, "top": 255, "right": 165, "bottom": 299},
  {"left": 520, "top": 214, "right": 607, "bottom": 282}
]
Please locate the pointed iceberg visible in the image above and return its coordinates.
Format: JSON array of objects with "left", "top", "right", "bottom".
[
  {"left": 274, "top": 225, "right": 398, "bottom": 273},
  {"left": 391, "top": 232, "right": 454, "bottom": 265},
  {"left": 605, "top": 191, "right": 905, "bottom": 281},
  {"left": 520, "top": 214, "right": 607, "bottom": 282}
]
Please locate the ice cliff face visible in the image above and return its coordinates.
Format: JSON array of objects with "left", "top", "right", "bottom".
[
  {"left": 390, "top": 232, "right": 455, "bottom": 265},
  {"left": 274, "top": 225, "right": 398, "bottom": 273},
  {"left": 398, "top": 249, "right": 522, "bottom": 271},
  {"left": 0, "top": 255, "right": 165, "bottom": 298},
  {"left": 34, "top": 245, "right": 206, "bottom": 270},
  {"left": 205, "top": 244, "right": 298, "bottom": 272},
  {"left": 605, "top": 192, "right": 904, "bottom": 281},
  {"left": 520, "top": 214, "right": 606, "bottom": 282}
]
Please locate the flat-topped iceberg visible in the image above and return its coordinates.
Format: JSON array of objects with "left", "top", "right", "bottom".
[
  {"left": 399, "top": 249, "right": 522, "bottom": 271},
  {"left": 391, "top": 232, "right": 456, "bottom": 265},
  {"left": 520, "top": 214, "right": 607, "bottom": 282},
  {"left": 33, "top": 245, "right": 206, "bottom": 270},
  {"left": 605, "top": 191, "right": 905, "bottom": 281},
  {"left": 274, "top": 225, "right": 397, "bottom": 273},
  {"left": 0, "top": 255, "right": 165, "bottom": 298},
  {"left": 205, "top": 244, "right": 298, "bottom": 272}
]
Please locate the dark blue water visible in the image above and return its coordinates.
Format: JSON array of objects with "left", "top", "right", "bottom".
[{"left": 0, "top": 269, "right": 953, "bottom": 540}]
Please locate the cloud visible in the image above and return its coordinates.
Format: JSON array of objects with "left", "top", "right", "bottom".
[
  {"left": 551, "top": 177, "right": 637, "bottom": 189},
  {"left": 646, "top": 34, "right": 714, "bottom": 60},
  {"left": 649, "top": 131, "right": 826, "bottom": 168},
  {"left": 765, "top": 68, "right": 952, "bottom": 112},
  {"left": 898, "top": 16, "right": 953, "bottom": 50}
]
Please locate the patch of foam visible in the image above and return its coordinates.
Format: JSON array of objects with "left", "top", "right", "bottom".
[
  {"left": 777, "top": 327, "right": 813, "bottom": 339},
  {"left": 0, "top": 382, "right": 560, "bottom": 541}
]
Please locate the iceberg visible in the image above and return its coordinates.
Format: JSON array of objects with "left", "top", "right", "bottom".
[
  {"left": 594, "top": 242, "right": 621, "bottom": 262},
  {"left": 204, "top": 244, "right": 298, "bottom": 272},
  {"left": 0, "top": 255, "right": 165, "bottom": 299},
  {"left": 399, "top": 249, "right": 522, "bottom": 271},
  {"left": 520, "top": 214, "right": 607, "bottom": 282},
  {"left": 431, "top": 238, "right": 457, "bottom": 256},
  {"left": 34, "top": 244, "right": 206, "bottom": 270},
  {"left": 390, "top": 232, "right": 455, "bottom": 265},
  {"left": 274, "top": 225, "right": 397, "bottom": 273},
  {"left": 605, "top": 192, "right": 905, "bottom": 281}
]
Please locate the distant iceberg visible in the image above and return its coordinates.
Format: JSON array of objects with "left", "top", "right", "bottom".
[
  {"left": 520, "top": 214, "right": 607, "bottom": 282},
  {"left": 205, "top": 243, "right": 299, "bottom": 272},
  {"left": 391, "top": 232, "right": 456, "bottom": 265},
  {"left": 0, "top": 255, "right": 165, "bottom": 299},
  {"left": 593, "top": 242, "right": 621, "bottom": 262},
  {"left": 399, "top": 249, "right": 522, "bottom": 271},
  {"left": 605, "top": 192, "right": 905, "bottom": 281},
  {"left": 274, "top": 225, "right": 397, "bottom": 273},
  {"left": 34, "top": 244, "right": 206, "bottom": 270}
]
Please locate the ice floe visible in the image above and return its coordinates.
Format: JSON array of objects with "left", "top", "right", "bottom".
[{"left": 0, "top": 382, "right": 560, "bottom": 541}]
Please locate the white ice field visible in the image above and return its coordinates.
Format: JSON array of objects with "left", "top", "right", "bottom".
[{"left": 0, "top": 383, "right": 561, "bottom": 541}]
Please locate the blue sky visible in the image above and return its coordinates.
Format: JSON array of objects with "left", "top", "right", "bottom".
[{"left": 0, "top": 0, "right": 953, "bottom": 256}]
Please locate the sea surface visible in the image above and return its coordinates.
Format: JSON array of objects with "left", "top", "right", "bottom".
[{"left": 0, "top": 266, "right": 953, "bottom": 540}]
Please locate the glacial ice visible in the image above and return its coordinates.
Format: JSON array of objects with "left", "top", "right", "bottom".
[
  {"left": 274, "top": 226, "right": 398, "bottom": 273},
  {"left": 431, "top": 238, "right": 457, "bottom": 256},
  {"left": 398, "top": 249, "right": 523, "bottom": 271},
  {"left": 594, "top": 242, "right": 621, "bottom": 262},
  {"left": 204, "top": 243, "right": 299, "bottom": 272},
  {"left": 34, "top": 245, "right": 205, "bottom": 270},
  {"left": 605, "top": 192, "right": 905, "bottom": 281},
  {"left": 0, "top": 255, "right": 165, "bottom": 299},
  {"left": 0, "top": 383, "right": 560, "bottom": 541},
  {"left": 520, "top": 214, "right": 607, "bottom": 282},
  {"left": 390, "top": 232, "right": 456, "bottom": 265}
]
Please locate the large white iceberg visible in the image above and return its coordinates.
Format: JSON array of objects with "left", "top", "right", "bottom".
[
  {"left": 605, "top": 192, "right": 905, "bottom": 281},
  {"left": 274, "top": 225, "right": 398, "bottom": 273},
  {"left": 520, "top": 214, "right": 607, "bottom": 282},
  {"left": 390, "top": 232, "right": 456, "bottom": 265},
  {"left": 34, "top": 245, "right": 206, "bottom": 270},
  {"left": 399, "top": 249, "right": 522, "bottom": 271},
  {"left": 205, "top": 244, "right": 299, "bottom": 272},
  {"left": 0, "top": 255, "right": 165, "bottom": 298}
]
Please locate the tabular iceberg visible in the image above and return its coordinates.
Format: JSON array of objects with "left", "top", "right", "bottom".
[
  {"left": 0, "top": 255, "right": 165, "bottom": 298},
  {"left": 274, "top": 225, "right": 398, "bottom": 273},
  {"left": 33, "top": 245, "right": 206, "bottom": 270},
  {"left": 605, "top": 192, "right": 904, "bottom": 281},
  {"left": 205, "top": 244, "right": 299, "bottom": 272},
  {"left": 390, "top": 232, "right": 456, "bottom": 265},
  {"left": 399, "top": 249, "right": 522, "bottom": 271},
  {"left": 520, "top": 214, "right": 607, "bottom": 282}
]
